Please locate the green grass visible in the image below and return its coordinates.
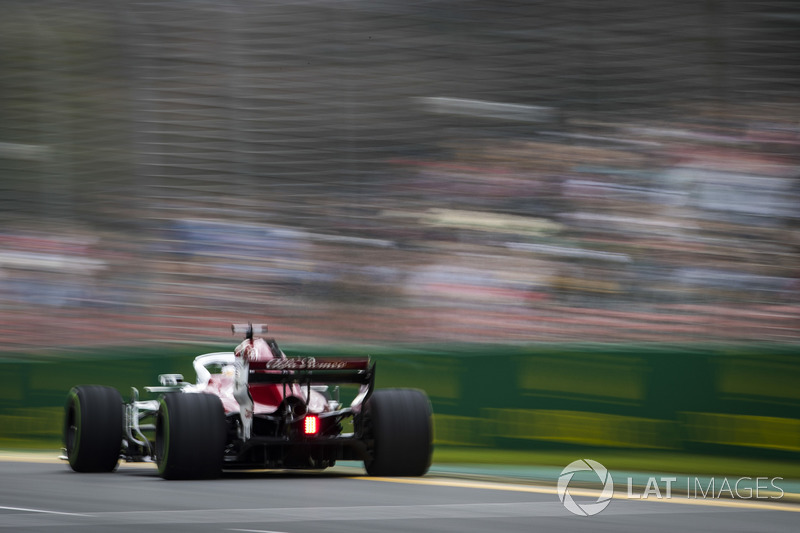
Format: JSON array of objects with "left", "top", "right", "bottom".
[
  {"left": 0, "top": 439, "right": 62, "bottom": 452},
  {"left": 433, "top": 446, "right": 800, "bottom": 479}
]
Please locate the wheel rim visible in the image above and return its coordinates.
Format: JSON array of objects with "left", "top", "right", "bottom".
[
  {"left": 155, "top": 400, "right": 169, "bottom": 472},
  {"left": 64, "top": 393, "right": 81, "bottom": 461}
]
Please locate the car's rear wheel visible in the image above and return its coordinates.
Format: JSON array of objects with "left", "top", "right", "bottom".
[
  {"left": 155, "top": 392, "right": 226, "bottom": 480},
  {"left": 363, "top": 388, "right": 433, "bottom": 476},
  {"left": 64, "top": 385, "right": 123, "bottom": 473}
]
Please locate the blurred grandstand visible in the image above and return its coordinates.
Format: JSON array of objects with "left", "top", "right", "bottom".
[{"left": 0, "top": 0, "right": 798, "bottom": 350}]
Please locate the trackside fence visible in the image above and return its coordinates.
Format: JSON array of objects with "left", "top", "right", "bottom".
[{"left": 1, "top": 344, "right": 798, "bottom": 457}]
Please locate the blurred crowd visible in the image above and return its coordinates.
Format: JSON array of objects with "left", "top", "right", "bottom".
[
  {"left": 1, "top": 104, "right": 798, "bottom": 350},
  {"left": 1, "top": 1, "right": 798, "bottom": 350}
]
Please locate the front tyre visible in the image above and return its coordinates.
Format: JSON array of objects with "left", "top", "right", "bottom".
[
  {"left": 363, "top": 388, "right": 433, "bottom": 476},
  {"left": 155, "top": 393, "right": 226, "bottom": 480},
  {"left": 64, "top": 385, "right": 123, "bottom": 473}
]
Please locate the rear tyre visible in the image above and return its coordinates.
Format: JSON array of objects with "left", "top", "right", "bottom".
[
  {"left": 155, "top": 393, "right": 226, "bottom": 480},
  {"left": 363, "top": 388, "right": 433, "bottom": 476},
  {"left": 64, "top": 385, "right": 123, "bottom": 473}
]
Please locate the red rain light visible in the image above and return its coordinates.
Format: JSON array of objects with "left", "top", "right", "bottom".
[{"left": 304, "top": 415, "right": 319, "bottom": 435}]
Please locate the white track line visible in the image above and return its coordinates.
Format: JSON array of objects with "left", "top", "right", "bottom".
[
  {"left": 355, "top": 476, "right": 800, "bottom": 513},
  {"left": 0, "top": 505, "right": 93, "bottom": 517}
]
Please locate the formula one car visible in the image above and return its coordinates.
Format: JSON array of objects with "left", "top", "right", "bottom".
[{"left": 62, "top": 324, "right": 433, "bottom": 479}]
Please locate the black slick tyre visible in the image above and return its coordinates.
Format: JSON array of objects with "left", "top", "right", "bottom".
[
  {"left": 155, "top": 392, "right": 226, "bottom": 480},
  {"left": 64, "top": 385, "right": 123, "bottom": 473},
  {"left": 364, "top": 388, "right": 433, "bottom": 476}
]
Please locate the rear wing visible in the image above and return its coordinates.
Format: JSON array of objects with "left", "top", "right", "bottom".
[
  {"left": 248, "top": 357, "right": 374, "bottom": 386},
  {"left": 230, "top": 322, "right": 375, "bottom": 389}
]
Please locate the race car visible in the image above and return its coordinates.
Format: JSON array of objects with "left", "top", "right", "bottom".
[{"left": 62, "top": 324, "right": 433, "bottom": 479}]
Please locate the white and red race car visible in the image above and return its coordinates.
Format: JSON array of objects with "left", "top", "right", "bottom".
[{"left": 63, "top": 324, "right": 432, "bottom": 479}]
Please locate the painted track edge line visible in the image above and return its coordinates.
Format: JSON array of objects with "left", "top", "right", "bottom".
[{"left": 353, "top": 476, "right": 800, "bottom": 513}]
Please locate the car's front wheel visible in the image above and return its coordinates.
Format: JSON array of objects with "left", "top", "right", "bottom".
[
  {"left": 64, "top": 385, "right": 123, "bottom": 473},
  {"left": 155, "top": 392, "right": 226, "bottom": 480}
]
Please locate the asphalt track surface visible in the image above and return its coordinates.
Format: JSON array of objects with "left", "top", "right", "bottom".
[{"left": 1, "top": 458, "right": 798, "bottom": 533}]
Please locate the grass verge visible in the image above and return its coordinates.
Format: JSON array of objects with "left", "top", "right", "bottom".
[{"left": 432, "top": 446, "right": 800, "bottom": 479}]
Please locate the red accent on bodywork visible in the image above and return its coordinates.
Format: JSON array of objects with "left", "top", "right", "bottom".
[
  {"left": 205, "top": 374, "right": 239, "bottom": 414},
  {"left": 206, "top": 374, "right": 304, "bottom": 415},
  {"left": 248, "top": 383, "right": 287, "bottom": 411},
  {"left": 235, "top": 338, "right": 276, "bottom": 362}
]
